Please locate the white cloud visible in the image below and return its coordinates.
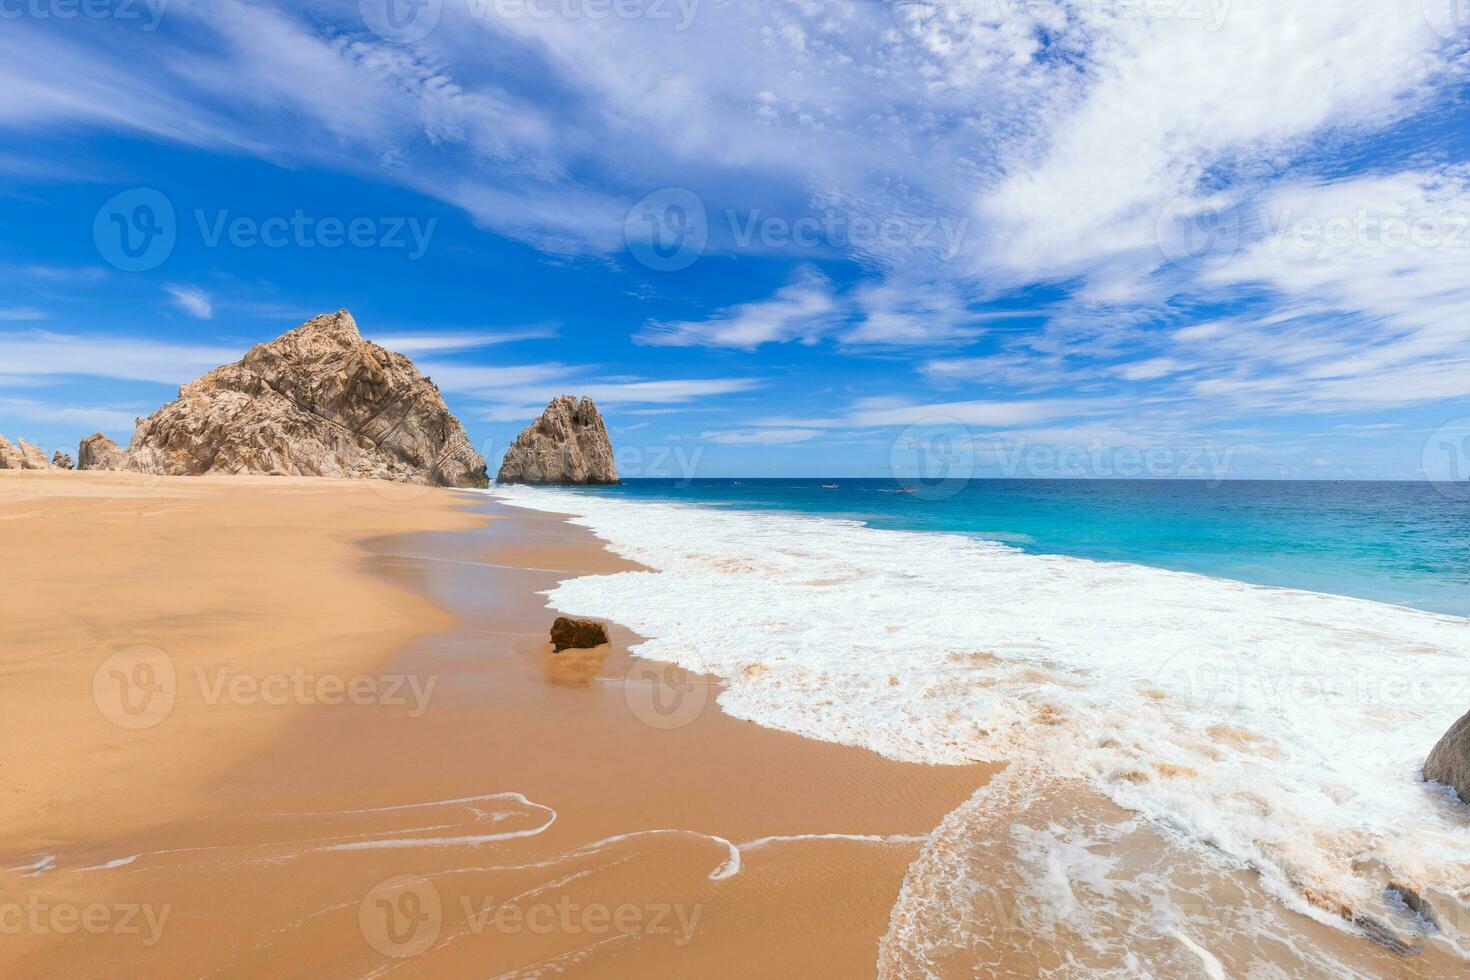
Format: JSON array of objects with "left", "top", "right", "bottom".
[
  {"left": 702, "top": 428, "right": 823, "bottom": 445},
  {"left": 374, "top": 324, "right": 558, "bottom": 354},
  {"left": 165, "top": 284, "right": 214, "bottom": 320},
  {"left": 639, "top": 269, "right": 838, "bottom": 349},
  {"left": 0, "top": 395, "right": 138, "bottom": 431},
  {"left": 0, "top": 331, "right": 241, "bottom": 385},
  {"left": 0, "top": 307, "right": 47, "bottom": 321}
]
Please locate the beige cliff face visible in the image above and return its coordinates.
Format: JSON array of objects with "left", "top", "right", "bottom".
[
  {"left": 0, "top": 436, "right": 57, "bottom": 470},
  {"left": 495, "top": 394, "right": 619, "bottom": 485},
  {"left": 87, "top": 310, "right": 488, "bottom": 488}
]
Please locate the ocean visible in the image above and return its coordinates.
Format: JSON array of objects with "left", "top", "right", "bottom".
[{"left": 488, "top": 478, "right": 1470, "bottom": 973}]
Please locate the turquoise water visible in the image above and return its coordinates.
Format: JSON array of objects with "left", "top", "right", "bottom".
[{"left": 561, "top": 479, "right": 1469, "bottom": 616}]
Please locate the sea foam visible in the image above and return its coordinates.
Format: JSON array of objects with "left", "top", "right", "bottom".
[{"left": 489, "top": 486, "right": 1470, "bottom": 959}]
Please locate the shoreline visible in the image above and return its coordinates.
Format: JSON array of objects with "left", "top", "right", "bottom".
[
  {"left": 488, "top": 482, "right": 1470, "bottom": 975},
  {"left": 1, "top": 473, "right": 986, "bottom": 977}
]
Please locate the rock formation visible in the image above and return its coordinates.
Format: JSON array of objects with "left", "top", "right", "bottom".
[
  {"left": 79, "top": 311, "right": 487, "bottom": 487},
  {"left": 550, "top": 616, "right": 610, "bottom": 652},
  {"left": 78, "top": 433, "right": 128, "bottom": 471},
  {"left": 496, "top": 395, "right": 618, "bottom": 485},
  {"left": 51, "top": 451, "right": 74, "bottom": 470},
  {"left": 0, "top": 436, "right": 56, "bottom": 470},
  {"left": 1425, "top": 708, "right": 1470, "bottom": 803}
]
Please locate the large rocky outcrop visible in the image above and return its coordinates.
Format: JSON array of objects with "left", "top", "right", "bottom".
[
  {"left": 89, "top": 311, "right": 487, "bottom": 487},
  {"left": 1425, "top": 709, "right": 1470, "bottom": 803},
  {"left": 496, "top": 395, "right": 618, "bottom": 485},
  {"left": 78, "top": 433, "right": 128, "bottom": 471},
  {"left": 0, "top": 436, "right": 56, "bottom": 470}
]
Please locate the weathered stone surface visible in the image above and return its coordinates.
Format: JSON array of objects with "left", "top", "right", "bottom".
[
  {"left": 550, "top": 616, "right": 610, "bottom": 652},
  {"left": 51, "top": 451, "right": 74, "bottom": 470},
  {"left": 78, "top": 433, "right": 128, "bottom": 471},
  {"left": 1425, "top": 708, "right": 1470, "bottom": 803},
  {"left": 0, "top": 436, "right": 55, "bottom": 470},
  {"left": 98, "top": 311, "right": 487, "bottom": 487},
  {"left": 496, "top": 395, "right": 618, "bottom": 485}
]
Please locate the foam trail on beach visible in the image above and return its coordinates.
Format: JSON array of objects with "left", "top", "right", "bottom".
[{"left": 490, "top": 486, "right": 1470, "bottom": 963}]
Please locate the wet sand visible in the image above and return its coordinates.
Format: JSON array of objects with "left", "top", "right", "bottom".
[{"left": 0, "top": 472, "right": 986, "bottom": 978}]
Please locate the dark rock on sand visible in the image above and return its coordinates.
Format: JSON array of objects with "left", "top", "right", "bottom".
[
  {"left": 496, "top": 395, "right": 618, "bottom": 485},
  {"left": 51, "top": 451, "right": 74, "bottom": 470},
  {"left": 550, "top": 616, "right": 610, "bottom": 652}
]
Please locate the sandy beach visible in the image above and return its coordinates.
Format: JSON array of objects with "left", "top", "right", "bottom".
[{"left": 0, "top": 472, "right": 985, "bottom": 978}]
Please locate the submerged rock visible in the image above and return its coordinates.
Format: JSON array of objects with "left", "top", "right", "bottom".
[
  {"left": 1425, "top": 708, "right": 1470, "bottom": 803},
  {"left": 78, "top": 433, "right": 128, "bottom": 471},
  {"left": 550, "top": 616, "right": 610, "bottom": 652},
  {"left": 496, "top": 395, "right": 618, "bottom": 485},
  {"left": 87, "top": 311, "right": 487, "bottom": 488}
]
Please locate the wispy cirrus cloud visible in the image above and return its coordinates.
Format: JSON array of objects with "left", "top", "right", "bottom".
[{"left": 165, "top": 284, "right": 214, "bottom": 320}]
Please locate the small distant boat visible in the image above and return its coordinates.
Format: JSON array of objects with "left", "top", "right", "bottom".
[{"left": 821, "top": 483, "right": 839, "bottom": 489}]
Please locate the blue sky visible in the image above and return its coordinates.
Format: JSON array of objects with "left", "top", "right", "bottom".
[{"left": 2, "top": 0, "right": 1469, "bottom": 480}]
